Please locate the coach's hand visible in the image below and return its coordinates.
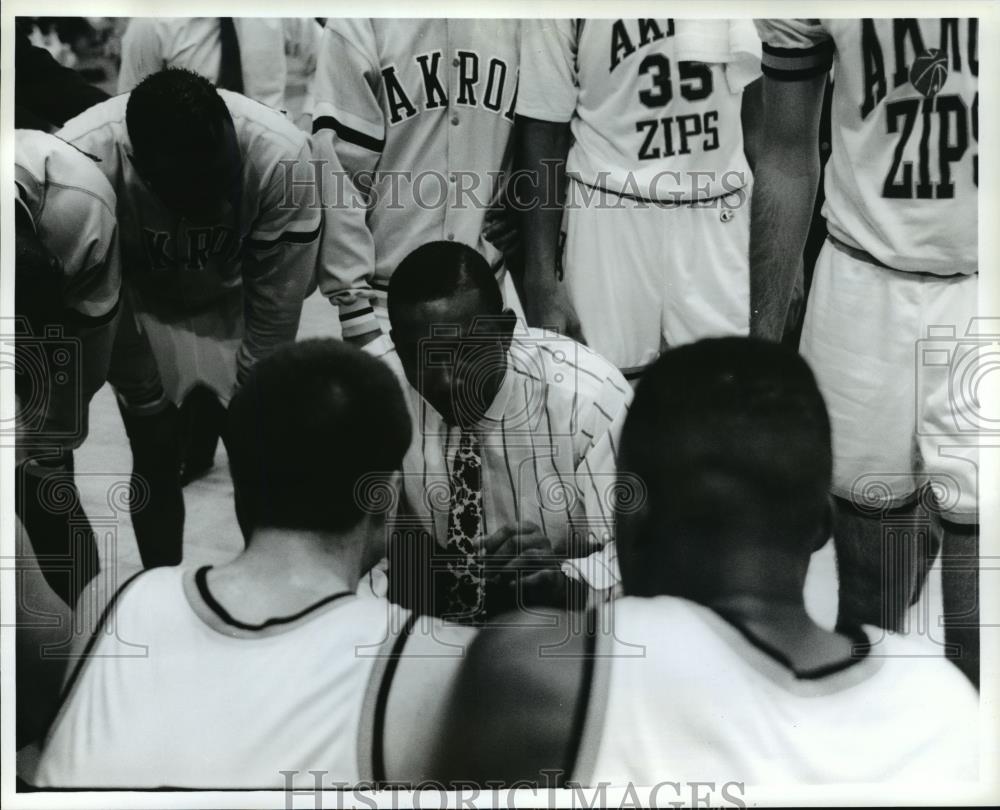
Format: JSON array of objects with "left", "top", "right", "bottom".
[
  {"left": 483, "top": 522, "right": 588, "bottom": 611},
  {"left": 483, "top": 522, "right": 552, "bottom": 572}
]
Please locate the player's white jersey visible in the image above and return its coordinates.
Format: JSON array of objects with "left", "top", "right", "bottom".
[
  {"left": 517, "top": 20, "right": 760, "bottom": 201},
  {"left": 118, "top": 18, "right": 321, "bottom": 112},
  {"left": 312, "top": 19, "right": 519, "bottom": 336},
  {"left": 14, "top": 129, "right": 120, "bottom": 318},
  {"left": 756, "top": 19, "right": 978, "bottom": 275},
  {"left": 35, "top": 567, "right": 407, "bottom": 788},
  {"left": 574, "top": 596, "right": 979, "bottom": 786},
  {"left": 56, "top": 92, "right": 321, "bottom": 373}
]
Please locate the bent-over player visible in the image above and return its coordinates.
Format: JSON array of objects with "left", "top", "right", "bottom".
[
  {"left": 56, "top": 68, "right": 324, "bottom": 569},
  {"left": 15, "top": 129, "right": 121, "bottom": 606}
]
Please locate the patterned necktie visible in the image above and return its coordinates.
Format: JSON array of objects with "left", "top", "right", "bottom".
[
  {"left": 443, "top": 430, "right": 485, "bottom": 620},
  {"left": 217, "top": 18, "right": 244, "bottom": 94}
]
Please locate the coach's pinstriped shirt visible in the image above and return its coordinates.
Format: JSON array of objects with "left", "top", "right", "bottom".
[{"left": 373, "top": 327, "right": 630, "bottom": 592}]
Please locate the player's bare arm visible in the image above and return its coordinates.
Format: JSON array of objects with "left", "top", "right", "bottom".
[
  {"left": 740, "top": 76, "right": 763, "bottom": 173},
  {"left": 748, "top": 73, "right": 826, "bottom": 341},
  {"left": 515, "top": 116, "right": 584, "bottom": 343},
  {"left": 427, "top": 613, "right": 587, "bottom": 787},
  {"left": 380, "top": 622, "right": 478, "bottom": 783}
]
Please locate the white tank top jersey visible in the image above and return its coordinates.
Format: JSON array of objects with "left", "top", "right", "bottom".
[
  {"left": 517, "top": 20, "right": 760, "bottom": 202},
  {"left": 572, "top": 596, "right": 979, "bottom": 787},
  {"left": 34, "top": 567, "right": 423, "bottom": 789},
  {"left": 14, "top": 129, "right": 121, "bottom": 319},
  {"left": 755, "top": 18, "right": 978, "bottom": 275}
]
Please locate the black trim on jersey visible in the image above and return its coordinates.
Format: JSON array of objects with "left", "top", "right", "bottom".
[
  {"left": 571, "top": 176, "right": 744, "bottom": 208},
  {"left": 761, "top": 63, "right": 832, "bottom": 81},
  {"left": 245, "top": 222, "right": 322, "bottom": 252},
  {"left": 340, "top": 306, "right": 376, "bottom": 322},
  {"left": 371, "top": 612, "right": 420, "bottom": 786},
  {"left": 47, "top": 569, "right": 148, "bottom": 734},
  {"left": 63, "top": 296, "right": 121, "bottom": 330},
  {"left": 564, "top": 608, "right": 599, "bottom": 782},
  {"left": 312, "top": 115, "right": 386, "bottom": 153},
  {"left": 194, "top": 566, "right": 353, "bottom": 631},
  {"left": 762, "top": 41, "right": 835, "bottom": 60},
  {"left": 713, "top": 608, "right": 871, "bottom": 680},
  {"left": 761, "top": 41, "right": 834, "bottom": 81}
]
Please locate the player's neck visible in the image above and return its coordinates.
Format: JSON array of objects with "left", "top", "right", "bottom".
[
  {"left": 210, "top": 528, "right": 364, "bottom": 616},
  {"left": 706, "top": 591, "right": 857, "bottom": 675}
]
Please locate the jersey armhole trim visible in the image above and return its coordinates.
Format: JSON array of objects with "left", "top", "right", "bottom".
[
  {"left": 761, "top": 40, "right": 834, "bottom": 80},
  {"left": 356, "top": 611, "right": 418, "bottom": 785},
  {"left": 41, "top": 568, "right": 148, "bottom": 747},
  {"left": 565, "top": 607, "right": 602, "bottom": 786}
]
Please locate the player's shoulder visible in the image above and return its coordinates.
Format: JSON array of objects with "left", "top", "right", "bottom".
[
  {"left": 463, "top": 608, "right": 588, "bottom": 703},
  {"left": 57, "top": 94, "right": 129, "bottom": 145},
  {"left": 222, "top": 90, "right": 310, "bottom": 158},
  {"left": 867, "top": 630, "right": 979, "bottom": 708},
  {"left": 15, "top": 129, "right": 117, "bottom": 221},
  {"left": 323, "top": 17, "right": 378, "bottom": 60},
  {"left": 122, "top": 16, "right": 177, "bottom": 39}
]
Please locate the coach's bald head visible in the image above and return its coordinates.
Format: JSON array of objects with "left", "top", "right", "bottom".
[
  {"left": 126, "top": 68, "right": 240, "bottom": 225},
  {"left": 616, "top": 337, "right": 833, "bottom": 602},
  {"left": 388, "top": 242, "right": 516, "bottom": 429}
]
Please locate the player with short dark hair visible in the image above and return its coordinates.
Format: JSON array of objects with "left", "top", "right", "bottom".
[
  {"left": 56, "top": 68, "right": 327, "bottom": 569},
  {"left": 428, "top": 338, "right": 979, "bottom": 787},
  {"left": 226, "top": 339, "right": 412, "bottom": 539},
  {"left": 35, "top": 339, "right": 475, "bottom": 788},
  {"left": 614, "top": 338, "right": 833, "bottom": 597}
]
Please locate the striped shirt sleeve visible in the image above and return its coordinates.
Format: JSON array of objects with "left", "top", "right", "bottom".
[
  {"left": 564, "top": 357, "right": 633, "bottom": 596},
  {"left": 755, "top": 19, "right": 834, "bottom": 81}
]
